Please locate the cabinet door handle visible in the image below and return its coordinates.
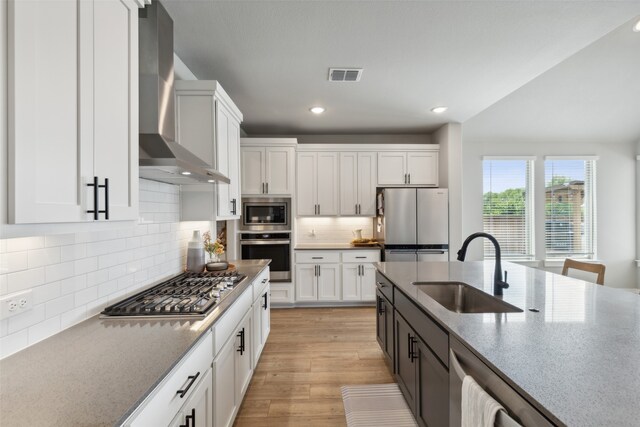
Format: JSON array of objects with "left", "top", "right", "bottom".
[
  {"left": 231, "top": 198, "right": 237, "bottom": 215},
  {"left": 262, "top": 182, "right": 265, "bottom": 194},
  {"left": 377, "top": 297, "right": 385, "bottom": 315},
  {"left": 376, "top": 281, "right": 386, "bottom": 288},
  {"left": 86, "top": 176, "right": 99, "bottom": 220},
  {"left": 408, "top": 174, "right": 411, "bottom": 184},
  {"left": 180, "top": 408, "right": 195, "bottom": 427},
  {"left": 410, "top": 336, "right": 418, "bottom": 362},
  {"left": 266, "top": 182, "right": 269, "bottom": 194},
  {"left": 318, "top": 204, "right": 320, "bottom": 215},
  {"left": 100, "top": 178, "right": 109, "bottom": 220},
  {"left": 407, "top": 333, "right": 412, "bottom": 360},
  {"left": 317, "top": 265, "right": 321, "bottom": 277},
  {"left": 176, "top": 372, "right": 200, "bottom": 398},
  {"left": 262, "top": 292, "right": 268, "bottom": 309},
  {"left": 237, "top": 327, "right": 245, "bottom": 355}
]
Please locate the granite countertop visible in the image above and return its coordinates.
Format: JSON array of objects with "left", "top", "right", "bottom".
[
  {"left": 0, "top": 260, "right": 270, "bottom": 427},
  {"left": 295, "top": 243, "right": 381, "bottom": 250},
  {"left": 376, "top": 261, "right": 640, "bottom": 427}
]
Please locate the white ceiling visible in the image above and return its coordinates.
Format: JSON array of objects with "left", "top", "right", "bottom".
[{"left": 162, "top": 1, "right": 640, "bottom": 137}]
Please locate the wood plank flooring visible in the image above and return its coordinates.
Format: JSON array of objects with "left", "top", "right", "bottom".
[{"left": 234, "top": 307, "right": 395, "bottom": 426}]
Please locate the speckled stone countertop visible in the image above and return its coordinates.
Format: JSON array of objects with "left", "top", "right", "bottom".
[
  {"left": 376, "top": 261, "right": 640, "bottom": 427},
  {"left": 295, "top": 243, "right": 381, "bottom": 250},
  {"left": 0, "top": 260, "right": 270, "bottom": 427}
]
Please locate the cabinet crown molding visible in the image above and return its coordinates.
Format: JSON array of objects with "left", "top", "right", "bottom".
[
  {"left": 240, "top": 138, "right": 298, "bottom": 147},
  {"left": 296, "top": 143, "right": 439, "bottom": 152},
  {"left": 175, "top": 80, "right": 243, "bottom": 122}
]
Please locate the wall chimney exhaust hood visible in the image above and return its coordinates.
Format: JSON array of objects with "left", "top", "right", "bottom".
[{"left": 138, "top": 0, "right": 229, "bottom": 185}]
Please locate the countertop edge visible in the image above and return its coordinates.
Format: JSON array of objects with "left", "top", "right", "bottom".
[{"left": 114, "top": 261, "right": 271, "bottom": 426}]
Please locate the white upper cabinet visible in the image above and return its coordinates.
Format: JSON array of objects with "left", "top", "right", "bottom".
[
  {"left": 340, "top": 152, "right": 377, "bottom": 216},
  {"left": 240, "top": 139, "right": 296, "bottom": 196},
  {"left": 377, "top": 150, "right": 438, "bottom": 187},
  {"left": 175, "top": 80, "right": 243, "bottom": 220},
  {"left": 8, "top": 0, "right": 140, "bottom": 223},
  {"left": 297, "top": 152, "right": 339, "bottom": 216}
]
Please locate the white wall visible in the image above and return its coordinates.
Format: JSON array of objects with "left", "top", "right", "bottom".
[
  {"left": 0, "top": 179, "right": 210, "bottom": 359},
  {"left": 433, "top": 123, "right": 463, "bottom": 256},
  {"left": 636, "top": 141, "right": 640, "bottom": 288},
  {"left": 461, "top": 138, "right": 637, "bottom": 288}
]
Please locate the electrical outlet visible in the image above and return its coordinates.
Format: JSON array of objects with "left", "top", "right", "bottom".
[{"left": 0, "top": 290, "right": 33, "bottom": 320}]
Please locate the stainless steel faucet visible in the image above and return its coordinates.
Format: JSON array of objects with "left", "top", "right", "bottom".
[{"left": 456, "top": 232, "right": 509, "bottom": 296}]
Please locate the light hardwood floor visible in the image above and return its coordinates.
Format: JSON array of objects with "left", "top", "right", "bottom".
[{"left": 234, "top": 307, "right": 395, "bottom": 426}]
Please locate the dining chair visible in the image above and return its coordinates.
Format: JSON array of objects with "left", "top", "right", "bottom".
[{"left": 561, "top": 259, "right": 606, "bottom": 285}]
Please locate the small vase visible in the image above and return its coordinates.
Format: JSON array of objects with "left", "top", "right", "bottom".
[{"left": 206, "top": 254, "right": 228, "bottom": 271}]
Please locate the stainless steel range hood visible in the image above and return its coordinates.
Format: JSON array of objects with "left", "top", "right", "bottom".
[{"left": 138, "top": 0, "right": 229, "bottom": 185}]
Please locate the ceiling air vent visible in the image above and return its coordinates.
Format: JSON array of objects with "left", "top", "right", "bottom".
[{"left": 329, "top": 68, "right": 363, "bottom": 82}]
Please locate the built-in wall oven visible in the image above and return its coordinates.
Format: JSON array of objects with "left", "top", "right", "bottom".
[
  {"left": 240, "top": 233, "right": 291, "bottom": 281},
  {"left": 240, "top": 198, "right": 292, "bottom": 281}
]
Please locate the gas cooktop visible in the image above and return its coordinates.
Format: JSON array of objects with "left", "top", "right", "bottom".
[{"left": 101, "top": 271, "right": 246, "bottom": 318}]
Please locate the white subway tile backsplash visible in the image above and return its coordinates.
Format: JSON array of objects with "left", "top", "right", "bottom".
[
  {"left": 45, "top": 294, "right": 75, "bottom": 318},
  {"left": 7, "top": 268, "right": 45, "bottom": 294},
  {"left": 0, "top": 179, "right": 207, "bottom": 359},
  {"left": 74, "top": 257, "right": 98, "bottom": 275},
  {"left": 75, "top": 286, "right": 98, "bottom": 306},
  {"left": 6, "top": 237, "right": 45, "bottom": 253},
  {"left": 44, "top": 234, "right": 76, "bottom": 248},
  {"left": 27, "top": 247, "right": 61, "bottom": 269},
  {"left": 45, "top": 262, "right": 75, "bottom": 283},
  {"left": 28, "top": 316, "right": 61, "bottom": 345},
  {"left": 1, "top": 251, "right": 28, "bottom": 274},
  {"left": 0, "top": 330, "right": 28, "bottom": 359}
]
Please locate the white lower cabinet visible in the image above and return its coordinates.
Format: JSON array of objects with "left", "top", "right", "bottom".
[
  {"left": 295, "top": 263, "right": 341, "bottom": 301},
  {"left": 295, "top": 251, "right": 379, "bottom": 304},
  {"left": 170, "top": 368, "right": 213, "bottom": 427}
]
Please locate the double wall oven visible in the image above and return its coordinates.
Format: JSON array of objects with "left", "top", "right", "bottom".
[{"left": 240, "top": 198, "right": 291, "bottom": 282}]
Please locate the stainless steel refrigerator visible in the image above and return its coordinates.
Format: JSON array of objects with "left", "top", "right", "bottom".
[{"left": 375, "top": 188, "right": 449, "bottom": 261}]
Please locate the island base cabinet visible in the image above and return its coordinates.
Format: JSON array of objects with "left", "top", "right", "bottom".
[
  {"left": 375, "top": 291, "right": 394, "bottom": 372},
  {"left": 169, "top": 368, "right": 213, "bottom": 427},
  {"left": 395, "top": 311, "right": 449, "bottom": 427}
]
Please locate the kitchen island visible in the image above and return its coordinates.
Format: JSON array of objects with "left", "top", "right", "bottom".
[
  {"left": 0, "top": 260, "right": 270, "bottom": 427},
  {"left": 376, "top": 261, "right": 640, "bottom": 427}
]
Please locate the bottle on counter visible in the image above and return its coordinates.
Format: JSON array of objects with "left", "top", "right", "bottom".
[{"left": 186, "top": 230, "right": 205, "bottom": 273}]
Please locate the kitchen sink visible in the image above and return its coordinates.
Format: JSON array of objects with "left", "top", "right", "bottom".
[{"left": 414, "top": 282, "right": 523, "bottom": 313}]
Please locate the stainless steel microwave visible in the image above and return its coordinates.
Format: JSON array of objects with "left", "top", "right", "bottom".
[{"left": 241, "top": 198, "right": 291, "bottom": 231}]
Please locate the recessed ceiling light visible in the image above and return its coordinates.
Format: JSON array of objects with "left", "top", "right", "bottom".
[
  {"left": 431, "top": 106, "right": 448, "bottom": 114},
  {"left": 181, "top": 171, "right": 191, "bottom": 176},
  {"left": 207, "top": 179, "right": 215, "bottom": 183},
  {"left": 310, "top": 107, "right": 325, "bottom": 114},
  {"left": 634, "top": 19, "right": 640, "bottom": 32}
]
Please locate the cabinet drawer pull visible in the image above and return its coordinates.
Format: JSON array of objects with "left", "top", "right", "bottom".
[
  {"left": 355, "top": 256, "right": 367, "bottom": 259},
  {"left": 311, "top": 257, "right": 323, "bottom": 259},
  {"left": 176, "top": 371, "right": 200, "bottom": 398}
]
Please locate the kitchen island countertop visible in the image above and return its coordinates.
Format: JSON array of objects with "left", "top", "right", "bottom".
[
  {"left": 376, "top": 261, "right": 640, "bottom": 427},
  {"left": 0, "top": 260, "right": 270, "bottom": 427}
]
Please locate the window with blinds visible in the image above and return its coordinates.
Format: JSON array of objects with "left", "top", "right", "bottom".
[
  {"left": 544, "top": 159, "right": 596, "bottom": 259},
  {"left": 482, "top": 158, "right": 534, "bottom": 259}
]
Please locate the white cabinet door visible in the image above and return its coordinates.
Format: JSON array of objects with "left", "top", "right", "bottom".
[
  {"left": 266, "top": 147, "right": 294, "bottom": 195},
  {"left": 295, "top": 265, "right": 317, "bottom": 301},
  {"left": 93, "top": 0, "right": 138, "bottom": 221},
  {"left": 214, "top": 335, "right": 237, "bottom": 427},
  {"left": 316, "top": 153, "right": 339, "bottom": 216},
  {"left": 241, "top": 147, "right": 265, "bottom": 195},
  {"left": 172, "top": 368, "right": 213, "bottom": 427},
  {"left": 228, "top": 117, "right": 241, "bottom": 217},
  {"left": 296, "top": 153, "right": 317, "bottom": 216},
  {"left": 357, "top": 152, "right": 377, "bottom": 216},
  {"left": 216, "top": 101, "right": 232, "bottom": 217},
  {"left": 252, "top": 300, "right": 262, "bottom": 369},
  {"left": 317, "top": 264, "right": 341, "bottom": 301},
  {"left": 341, "top": 264, "right": 360, "bottom": 301},
  {"left": 407, "top": 152, "right": 438, "bottom": 186},
  {"left": 339, "top": 152, "right": 358, "bottom": 216},
  {"left": 361, "top": 264, "right": 377, "bottom": 301},
  {"left": 9, "top": 0, "right": 92, "bottom": 223},
  {"left": 377, "top": 152, "right": 407, "bottom": 185},
  {"left": 235, "top": 311, "right": 253, "bottom": 400}
]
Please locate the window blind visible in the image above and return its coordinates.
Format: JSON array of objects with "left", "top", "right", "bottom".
[
  {"left": 544, "top": 159, "right": 596, "bottom": 259},
  {"left": 482, "top": 159, "right": 534, "bottom": 259}
]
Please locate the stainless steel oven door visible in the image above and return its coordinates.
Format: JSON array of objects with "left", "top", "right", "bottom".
[{"left": 240, "top": 237, "right": 291, "bottom": 281}]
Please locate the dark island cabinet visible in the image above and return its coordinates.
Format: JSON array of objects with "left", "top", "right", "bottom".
[
  {"left": 395, "top": 311, "right": 449, "bottom": 427},
  {"left": 376, "top": 290, "right": 394, "bottom": 371}
]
